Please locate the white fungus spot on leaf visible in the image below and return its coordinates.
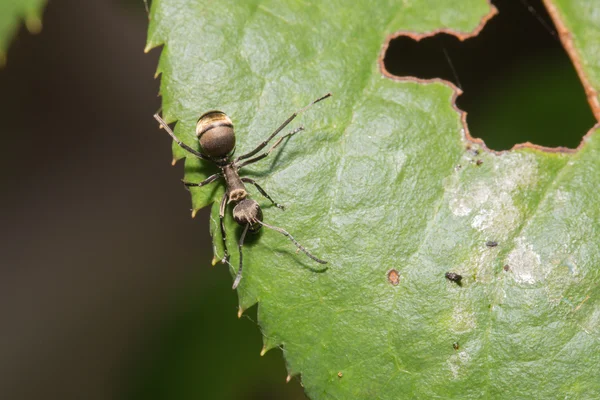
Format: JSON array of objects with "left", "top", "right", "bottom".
[
  {"left": 579, "top": 306, "right": 600, "bottom": 336},
  {"left": 470, "top": 191, "right": 520, "bottom": 241},
  {"left": 447, "top": 350, "right": 471, "bottom": 380},
  {"left": 506, "top": 238, "right": 543, "bottom": 285},
  {"left": 447, "top": 181, "right": 491, "bottom": 217},
  {"left": 447, "top": 153, "right": 537, "bottom": 241},
  {"left": 450, "top": 304, "right": 477, "bottom": 334},
  {"left": 554, "top": 189, "right": 570, "bottom": 204},
  {"left": 492, "top": 152, "right": 538, "bottom": 192}
]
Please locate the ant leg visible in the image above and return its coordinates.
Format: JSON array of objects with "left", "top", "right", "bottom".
[
  {"left": 181, "top": 173, "right": 221, "bottom": 190},
  {"left": 241, "top": 177, "right": 285, "bottom": 210},
  {"left": 235, "top": 126, "right": 304, "bottom": 169},
  {"left": 154, "top": 113, "right": 211, "bottom": 161},
  {"left": 235, "top": 93, "right": 331, "bottom": 163},
  {"left": 219, "top": 192, "right": 230, "bottom": 264},
  {"left": 257, "top": 220, "right": 327, "bottom": 264},
  {"left": 232, "top": 224, "right": 250, "bottom": 289}
]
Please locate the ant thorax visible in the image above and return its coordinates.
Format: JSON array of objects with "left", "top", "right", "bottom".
[{"left": 222, "top": 164, "right": 247, "bottom": 202}]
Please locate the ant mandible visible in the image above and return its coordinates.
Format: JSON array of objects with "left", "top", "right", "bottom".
[{"left": 154, "top": 93, "right": 331, "bottom": 289}]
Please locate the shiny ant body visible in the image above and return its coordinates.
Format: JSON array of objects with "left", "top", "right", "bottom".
[{"left": 154, "top": 94, "right": 331, "bottom": 288}]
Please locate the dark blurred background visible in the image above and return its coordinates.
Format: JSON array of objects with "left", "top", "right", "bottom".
[
  {"left": 0, "top": 0, "right": 595, "bottom": 399},
  {"left": 0, "top": 0, "right": 305, "bottom": 399}
]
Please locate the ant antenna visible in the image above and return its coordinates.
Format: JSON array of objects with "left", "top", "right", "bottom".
[
  {"left": 235, "top": 93, "right": 332, "bottom": 162},
  {"left": 257, "top": 220, "right": 327, "bottom": 264},
  {"left": 518, "top": 0, "right": 558, "bottom": 41},
  {"left": 297, "top": 92, "right": 332, "bottom": 114},
  {"left": 442, "top": 46, "right": 462, "bottom": 90}
]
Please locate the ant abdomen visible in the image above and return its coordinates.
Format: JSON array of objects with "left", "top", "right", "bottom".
[
  {"left": 196, "top": 111, "right": 235, "bottom": 158},
  {"left": 233, "top": 199, "right": 263, "bottom": 232}
]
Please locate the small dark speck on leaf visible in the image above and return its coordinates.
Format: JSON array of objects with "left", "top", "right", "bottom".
[
  {"left": 486, "top": 241, "right": 498, "bottom": 247},
  {"left": 466, "top": 145, "right": 480, "bottom": 156},
  {"left": 504, "top": 264, "right": 510, "bottom": 271},
  {"left": 445, "top": 272, "right": 462, "bottom": 285},
  {"left": 476, "top": 159, "right": 483, "bottom": 166},
  {"left": 387, "top": 269, "right": 400, "bottom": 286},
  {"left": 453, "top": 342, "right": 460, "bottom": 350},
  {"left": 337, "top": 372, "right": 343, "bottom": 378}
]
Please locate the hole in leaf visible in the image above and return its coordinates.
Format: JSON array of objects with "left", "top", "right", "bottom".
[{"left": 383, "top": 0, "right": 596, "bottom": 150}]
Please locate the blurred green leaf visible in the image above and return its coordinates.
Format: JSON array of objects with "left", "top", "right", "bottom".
[
  {"left": 0, "top": 0, "right": 45, "bottom": 65},
  {"left": 147, "top": 0, "right": 600, "bottom": 398}
]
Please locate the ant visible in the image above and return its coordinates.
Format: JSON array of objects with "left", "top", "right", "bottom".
[{"left": 154, "top": 94, "right": 331, "bottom": 289}]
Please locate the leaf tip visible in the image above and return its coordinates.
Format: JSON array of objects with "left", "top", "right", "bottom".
[
  {"left": 191, "top": 208, "right": 199, "bottom": 218},
  {"left": 285, "top": 374, "right": 292, "bottom": 383},
  {"left": 260, "top": 346, "right": 267, "bottom": 356},
  {"left": 237, "top": 307, "right": 244, "bottom": 319},
  {"left": 25, "top": 16, "right": 42, "bottom": 34}
]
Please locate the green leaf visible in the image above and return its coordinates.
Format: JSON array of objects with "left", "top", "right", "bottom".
[
  {"left": 0, "top": 0, "right": 46, "bottom": 65},
  {"left": 146, "top": 0, "right": 600, "bottom": 398}
]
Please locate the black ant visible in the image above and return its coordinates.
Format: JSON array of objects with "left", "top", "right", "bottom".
[{"left": 154, "top": 94, "right": 331, "bottom": 289}]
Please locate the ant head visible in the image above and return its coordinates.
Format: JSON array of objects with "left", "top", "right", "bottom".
[
  {"left": 233, "top": 199, "right": 263, "bottom": 232},
  {"left": 196, "top": 111, "right": 235, "bottom": 158}
]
